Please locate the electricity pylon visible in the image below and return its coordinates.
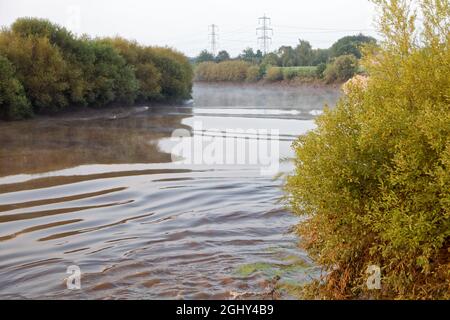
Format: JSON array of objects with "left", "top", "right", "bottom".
[
  {"left": 257, "top": 14, "right": 273, "bottom": 55},
  {"left": 209, "top": 24, "right": 218, "bottom": 56}
]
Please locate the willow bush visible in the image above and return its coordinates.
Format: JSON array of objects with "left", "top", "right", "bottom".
[
  {"left": 104, "top": 37, "right": 162, "bottom": 101},
  {"left": 324, "top": 54, "right": 359, "bottom": 84},
  {"left": 0, "top": 18, "right": 193, "bottom": 120},
  {"left": 195, "top": 60, "right": 253, "bottom": 82},
  {"left": 0, "top": 54, "right": 32, "bottom": 120},
  {"left": 285, "top": 0, "right": 450, "bottom": 299},
  {"left": 245, "top": 65, "right": 263, "bottom": 82},
  {"left": 149, "top": 46, "right": 193, "bottom": 100},
  {"left": 0, "top": 30, "right": 71, "bottom": 113},
  {"left": 264, "top": 67, "right": 284, "bottom": 82}
]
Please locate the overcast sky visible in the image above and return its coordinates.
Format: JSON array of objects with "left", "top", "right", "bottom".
[{"left": 0, "top": 0, "right": 379, "bottom": 57}]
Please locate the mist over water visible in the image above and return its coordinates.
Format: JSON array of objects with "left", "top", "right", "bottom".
[{"left": 0, "top": 83, "right": 340, "bottom": 299}]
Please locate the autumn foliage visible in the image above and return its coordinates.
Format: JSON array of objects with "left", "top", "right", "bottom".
[
  {"left": 285, "top": 0, "right": 450, "bottom": 299},
  {"left": 0, "top": 18, "right": 193, "bottom": 120}
]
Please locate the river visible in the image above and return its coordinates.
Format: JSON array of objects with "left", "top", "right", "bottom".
[{"left": 0, "top": 83, "right": 340, "bottom": 299}]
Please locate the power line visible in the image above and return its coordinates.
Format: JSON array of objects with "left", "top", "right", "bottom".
[
  {"left": 274, "top": 24, "right": 376, "bottom": 32},
  {"left": 256, "top": 14, "right": 273, "bottom": 55},
  {"left": 275, "top": 30, "right": 375, "bottom": 35},
  {"left": 209, "top": 24, "right": 218, "bottom": 55},
  {"left": 220, "top": 25, "right": 255, "bottom": 35}
]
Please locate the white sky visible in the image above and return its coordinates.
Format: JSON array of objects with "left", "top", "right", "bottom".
[{"left": 0, "top": 0, "right": 379, "bottom": 57}]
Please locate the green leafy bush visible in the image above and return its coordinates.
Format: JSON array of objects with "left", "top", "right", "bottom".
[
  {"left": 285, "top": 0, "right": 450, "bottom": 300},
  {"left": 149, "top": 47, "right": 193, "bottom": 100},
  {"left": 329, "top": 33, "right": 377, "bottom": 59},
  {"left": 323, "top": 64, "right": 337, "bottom": 83},
  {"left": 0, "top": 55, "right": 32, "bottom": 120},
  {"left": 324, "top": 55, "right": 358, "bottom": 84},
  {"left": 261, "top": 52, "right": 281, "bottom": 68},
  {"left": 80, "top": 40, "right": 138, "bottom": 107},
  {"left": 11, "top": 18, "right": 91, "bottom": 106},
  {"left": 246, "top": 65, "right": 262, "bottom": 82},
  {"left": 104, "top": 38, "right": 162, "bottom": 100},
  {"left": 334, "top": 55, "right": 358, "bottom": 81},
  {"left": 264, "top": 67, "right": 284, "bottom": 82},
  {"left": 0, "top": 18, "right": 193, "bottom": 119},
  {"left": 0, "top": 31, "right": 70, "bottom": 113},
  {"left": 316, "top": 63, "right": 327, "bottom": 78}
]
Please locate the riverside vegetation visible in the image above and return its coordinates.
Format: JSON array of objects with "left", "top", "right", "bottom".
[
  {"left": 285, "top": 0, "right": 450, "bottom": 299},
  {"left": 194, "top": 34, "right": 373, "bottom": 84},
  {"left": 0, "top": 18, "right": 193, "bottom": 120},
  {"left": 1, "top": 2, "right": 448, "bottom": 301}
]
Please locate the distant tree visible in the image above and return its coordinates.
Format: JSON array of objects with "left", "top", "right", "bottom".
[
  {"left": 215, "top": 50, "right": 230, "bottom": 63},
  {"left": 255, "top": 49, "right": 263, "bottom": 62},
  {"left": 330, "top": 33, "right": 377, "bottom": 59},
  {"left": 196, "top": 50, "right": 215, "bottom": 63},
  {"left": 278, "top": 46, "right": 297, "bottom": 67},
  {"left": 239, "top": 47, "right": 261, "bottom": 63},
  {"left": 315, "top": 62, "right": 327, "bottom": 79},
  {"left": 295, "top": 40, "right": 313, "bottom": 66},
  {"left": 239, "top": 48, "right": 254, "bottom": 61},
  {"left": 311, "top": 48, "right": 330, "bottom": 65},
  {"left": 261, "top": 52, "right": 281, "bottom": 67}
]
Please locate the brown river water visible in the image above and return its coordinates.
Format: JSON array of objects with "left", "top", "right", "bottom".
[{"left": 0, "top": 83, "right": 340, "bottom": 299}]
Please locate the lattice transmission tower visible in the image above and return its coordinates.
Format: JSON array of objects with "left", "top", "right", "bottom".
[
  {"left": 257, "top": 14, "right": 273, "bottom": 55},
  {"left": 209, "top": 24, "right": 218, "bottom": 56}
]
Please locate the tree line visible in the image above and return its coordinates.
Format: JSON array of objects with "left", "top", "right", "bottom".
[
  {"left": 0, "top": 18, "right": 193, "bottom": 120},
  {"left": 197, "top": 34, "right": 375, "bottom": 66},
  {"left": 194, "top": 34, "right": 376, "bottom": 83}
]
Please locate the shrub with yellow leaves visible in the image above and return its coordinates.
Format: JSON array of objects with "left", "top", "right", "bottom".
[{"left": 285, "top": 0, "right": 450, "bottom": 299}]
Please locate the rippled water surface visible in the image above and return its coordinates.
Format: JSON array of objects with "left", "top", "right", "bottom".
[{"left": 0, "top": 83, "right": 340, "bottom": 299}]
